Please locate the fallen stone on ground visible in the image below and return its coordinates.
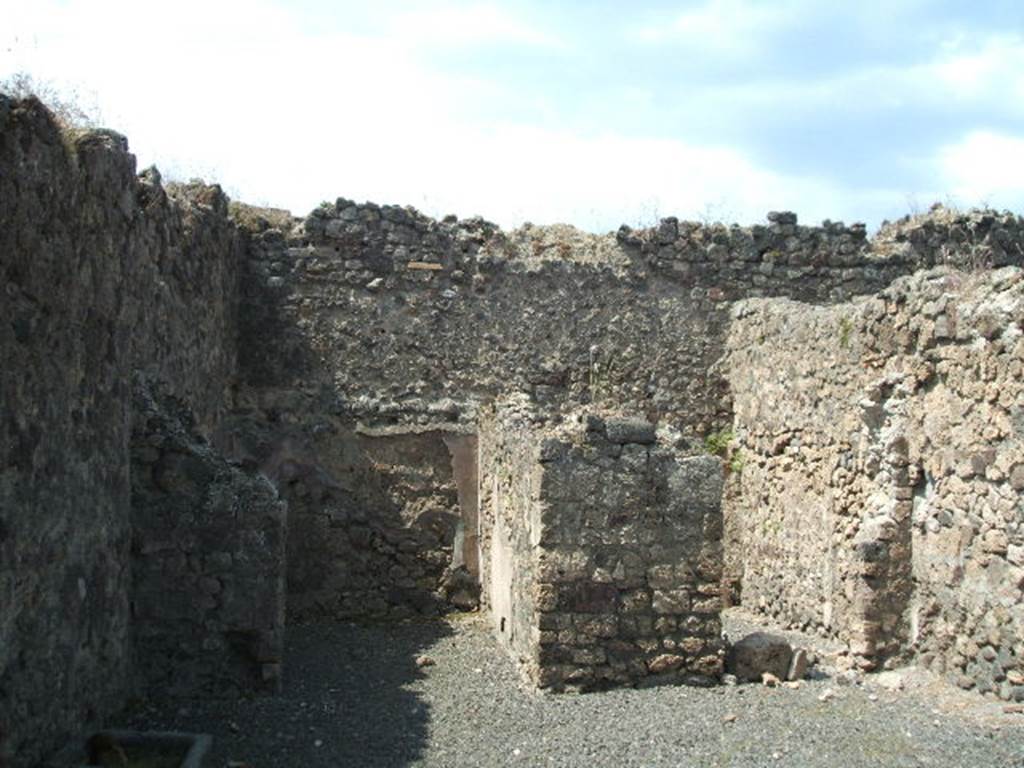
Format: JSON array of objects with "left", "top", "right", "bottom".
[{"left": 727, "top": 632, "right": 793, "bottom": 682}]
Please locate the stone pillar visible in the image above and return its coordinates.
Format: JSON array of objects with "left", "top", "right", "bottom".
[{"left": 479, "top": 403, "right": 724, "bottom": 691}]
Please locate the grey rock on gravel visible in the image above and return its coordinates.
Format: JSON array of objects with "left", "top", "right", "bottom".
[{"left": 727, "top": 632, "right": 794, "bottom": 682}]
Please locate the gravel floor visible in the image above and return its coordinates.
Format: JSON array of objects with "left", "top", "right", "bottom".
[{"left": 127, "top": 613, "right": 1024, "bottom": 768}]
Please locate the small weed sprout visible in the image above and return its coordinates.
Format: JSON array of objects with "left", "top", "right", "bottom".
[
  {"left": 704, "top": 429, "right": 745, "bottom": 475},
  {"left": 838, "top": 316, "right": 853, "bottom": 349},
  {"left": 703, "top": 429, "right": 734, "bottom": 458},
  {"left": 729, "top": 450, "right": 745, "bottom": 474}
]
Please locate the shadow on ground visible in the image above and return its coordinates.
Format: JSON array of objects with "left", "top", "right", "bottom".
[{"left": 126, "top": 619, "right": 455, "bottom": 768}]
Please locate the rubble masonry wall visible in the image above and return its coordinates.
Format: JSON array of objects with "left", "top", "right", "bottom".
[
  {"left": 479, "top": 402, "right": 725, "bottom": 691},
  {"left": 726, "top": 267, "right": 1024, "bottom": 698},
  {"left": 0, "top": 96, "right": 280, "bottom": 766}
]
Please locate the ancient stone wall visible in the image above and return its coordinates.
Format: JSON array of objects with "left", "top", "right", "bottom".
[
  {"left": 130, "top": 382, "right": 287, "bottom": 698},
  {"left": 222, "top": 417, "right": 474, "bottom": 622},
  {"left": 237, "top": 202, "right": 1022, "bottom": 435},
  {"left": 234, "top": 200, "right": 1011, "bottom": 622},
  {"left": 7, "top": 87, "right": 1024, "bottom": 764},
  {"left": 726, "top": 266, "right": 1024, "bottom": 697},
  {"left": 628, "top": 207, "right": 1024, "bottom": 294},
  {"left": 479, "top": 401, "right": 725, "bottom": 691},
  {"left": 238, "top": 204, "right": 729, "bottom": 431},
  {"left": 0, "top": 96, "right": 246, "bottom": 767},
  {"left": 233, "top": 205, "right": 728, "bottom": 621}
]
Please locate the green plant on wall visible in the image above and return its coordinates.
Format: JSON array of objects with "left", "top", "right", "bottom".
[
  {"left": 838, "top": 315, "right": 853, "bottom": 349},
  {"left": 705, "top": 429, "right": 746, "bottom": 476},
  {"left": 703, "top": 429, "right": 734, "bottom": 457},
  {"left": 729, "top": 450, "right": 745, "bottom": 474}
]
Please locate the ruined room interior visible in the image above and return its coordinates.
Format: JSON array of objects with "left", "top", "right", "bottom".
[{"left": 2, "top": 94, "right": 1023, "bottom": 767}]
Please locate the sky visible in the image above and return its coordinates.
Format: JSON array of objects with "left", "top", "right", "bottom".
[{"left": 2, "top": 0, "right": 1023, "bottom": 232}]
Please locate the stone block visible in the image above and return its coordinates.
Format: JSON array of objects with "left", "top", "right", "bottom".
[
  {"left": 652, "top": 588, "right": 691, "bottom": 614},
  {"left": 648, "top": 653, "right": 685, "bottom": 674},
  {"left": 726, "top": 632, "right": 794, "bottom": 682},
  {"left": 604, "top": 417, "right": 656, "bottom": 445},
  {"left": 566, "top": 582, "right": 619, "bottom": 613}
]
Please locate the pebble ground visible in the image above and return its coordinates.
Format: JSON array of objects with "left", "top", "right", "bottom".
[{"left": 128, "top": 613, "right": 1024, "bottom": 767}]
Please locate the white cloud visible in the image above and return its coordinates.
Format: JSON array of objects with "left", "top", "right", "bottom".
[
  {"left": 628, "top": 28, "right": 1024, "bottom": 142},
  {"left": 389, "top": 3, "right": 564, "bottom": 49},
  {"left": 6, "top": 0, "right": 841, "bottom": 230},
  {"left": 939, "top": 131, "right": 1024, "bottom": 205},
  {"left": 4, "top": 0, "right": 1016, "bottom": 231},
  {"left": 326, "top": 122, "right": 850, "bottom": 229},
  {"left": 932, "top": 34, "right": 1024, "bottom": 104},
  {"left": 630, "top": 0, "right": 800, "bottom": 53}
]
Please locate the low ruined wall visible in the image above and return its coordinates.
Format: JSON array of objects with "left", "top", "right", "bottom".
[
  {"left": 237, "top": 204, "right": 734, "bottom": 433},
  {"left": 236, "top": 203, "right": 1024, "bottom": 437},
  {"left": 479, "top": 402, "right": 724, "bottom": 691},
  {"left": 0, "top": 96, "right": 244, "bottom": 767},
  {"left": 727, "top": 266, "right": 1024, "bottom": 696},
  {"left": 130, "top": 383, "right": 287, "bottom": 698}
]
